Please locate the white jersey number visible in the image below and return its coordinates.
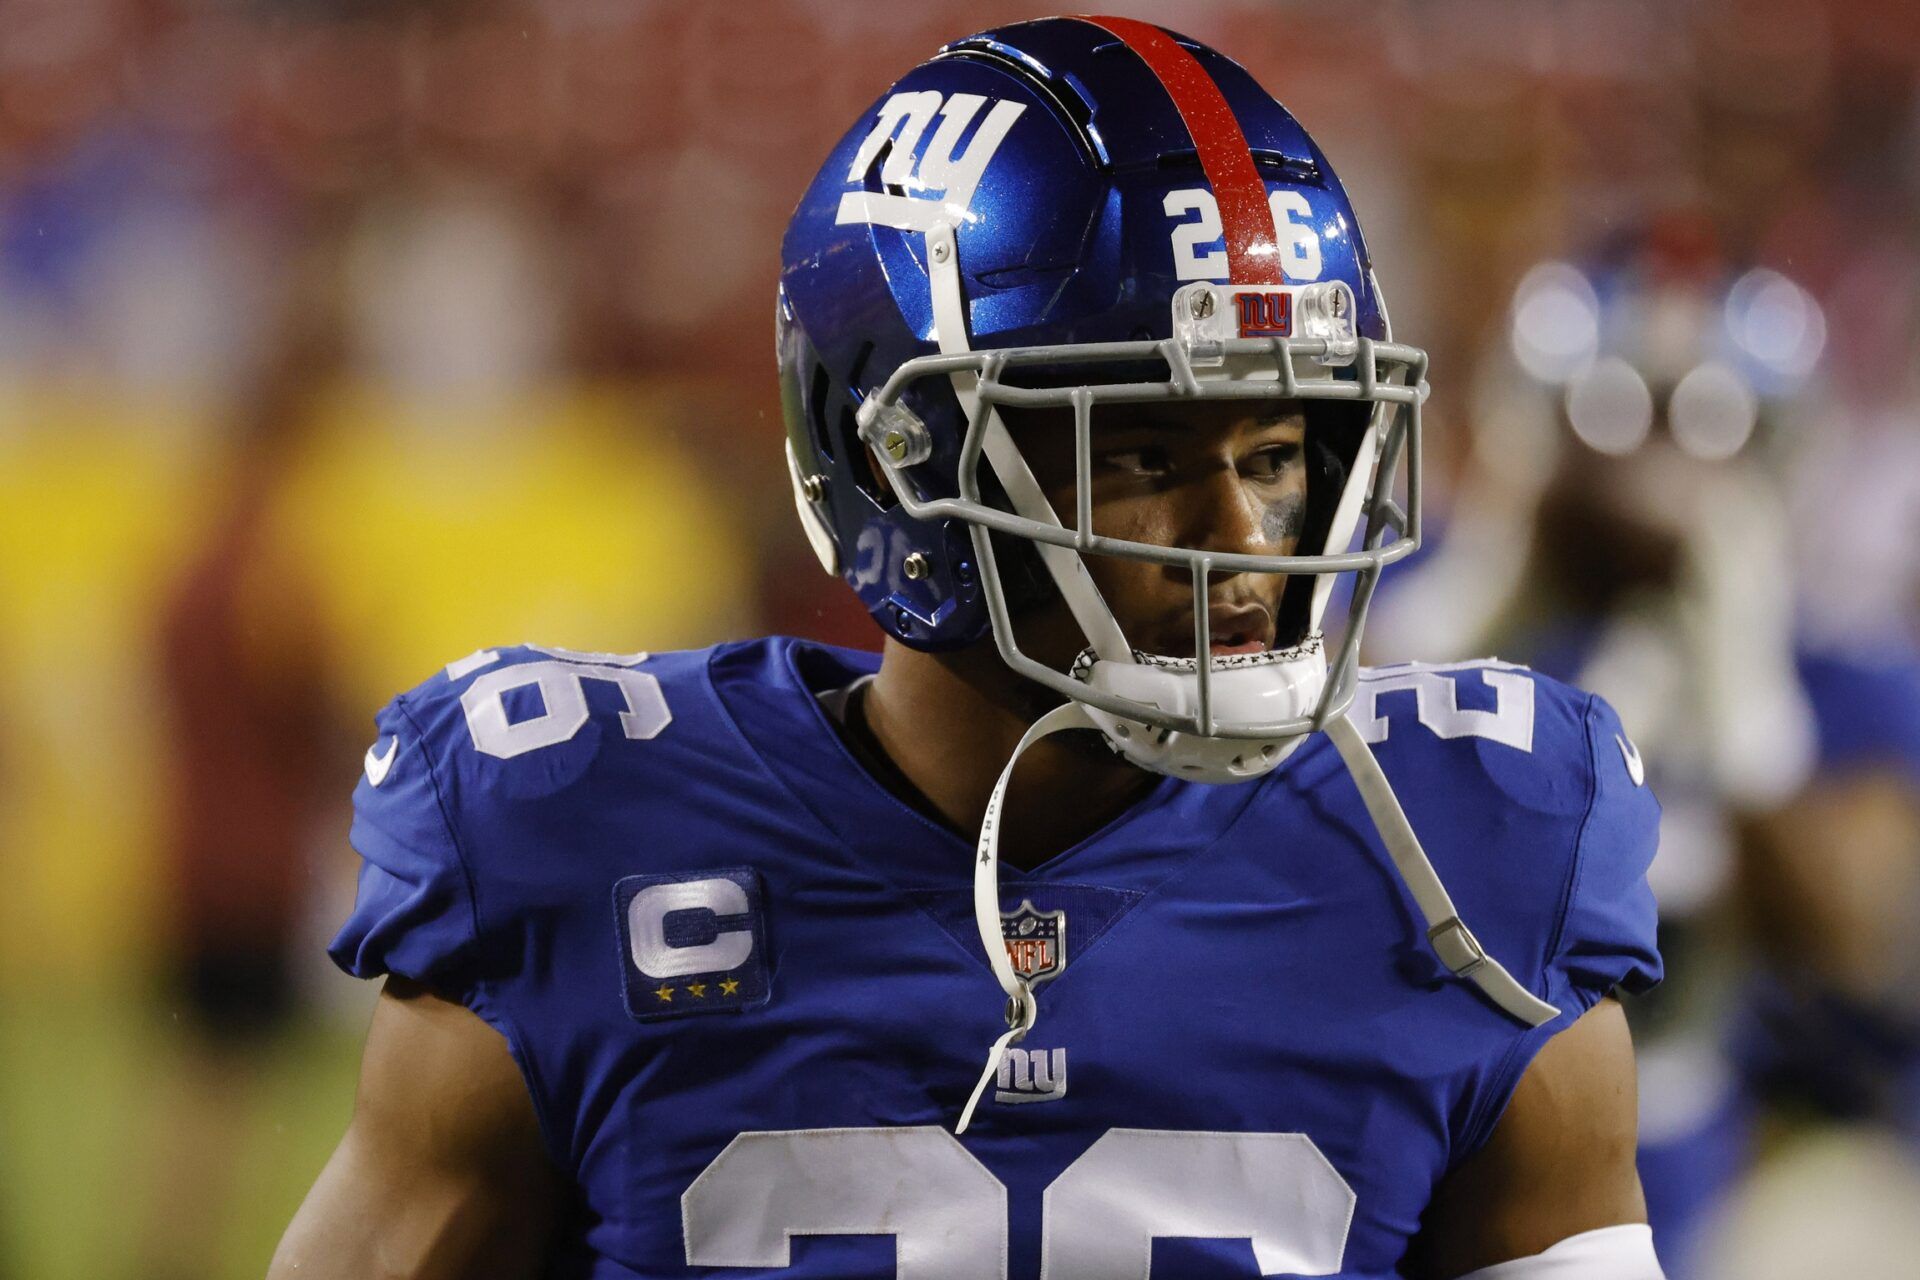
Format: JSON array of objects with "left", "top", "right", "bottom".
[
  {"left": 682, "top": 1126, "right": 1354, "bottom": 1278},
  {"left": 450, "top": 648, "right": 669, "bottom": 759},
  {"left": 1347, "top": 661, "right": 1536, "bottom": 753},
  {"left": 683, "top": 1128, "right": 1005, "bottom": 1278}
]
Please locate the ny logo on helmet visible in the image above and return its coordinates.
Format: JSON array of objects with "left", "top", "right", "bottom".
[
  {"left": 836, "top": 91, "right": 1026, "bottom": 232},
  {"left": 1235, "top": 290, "right": 1294, "bottom": 338}
]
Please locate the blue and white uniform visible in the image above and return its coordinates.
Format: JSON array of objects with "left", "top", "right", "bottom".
[{"left": 333, "top": 638, "right": 1661, "bottom": 1279}]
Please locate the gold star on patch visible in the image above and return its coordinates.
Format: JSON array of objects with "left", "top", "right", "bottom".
[
  {"left": 653, "top": 984, "right": 674, "bottom": 1003},
  {"left": 686, "top": 982, "right": 708, "bottom": 998},
  {"left": 719, "top": 978, "right": 740, "bottom": 996}
]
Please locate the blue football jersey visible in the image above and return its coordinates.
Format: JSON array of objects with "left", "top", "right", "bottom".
[{"left": 332, "top": 637, "right": 1661, "bottom": 1279}]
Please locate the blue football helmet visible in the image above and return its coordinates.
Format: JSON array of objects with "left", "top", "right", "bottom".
[{"left": 778, "top": 15, "right": 1428, "bottom": 782}]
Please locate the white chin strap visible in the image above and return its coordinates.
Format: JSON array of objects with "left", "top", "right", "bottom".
[
  {"left": 1074, "top": 639, "right": 1328, "bottom": 783},
  {"left": 956, "top": 702, "right": 1560, "bottom": 1135},
  {"left": 957, "top": 700, "right": 1095, "bottom": 1134}
]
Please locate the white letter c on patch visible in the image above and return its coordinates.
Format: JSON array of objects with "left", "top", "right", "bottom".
[{"left": 629, "top": 879, "right": 754, "bottom": 979}]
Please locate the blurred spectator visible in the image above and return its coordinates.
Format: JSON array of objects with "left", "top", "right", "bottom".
[{"left": 137, "top": 226, "right": 350, "bottom": 1280}]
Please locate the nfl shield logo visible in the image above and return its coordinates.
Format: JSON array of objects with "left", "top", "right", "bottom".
[{"left": 1001, "top": 900, "right": 1067, "bottom": 986}]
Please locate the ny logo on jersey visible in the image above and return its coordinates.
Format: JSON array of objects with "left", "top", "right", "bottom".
[
  {"left": 1002, "top": 899, "right": 1066, "bottom": 985},
  {"left": 995, "top": 1045, "right": 1067, "bottom": 1105},
  {"left": 836, "top": 90, "right": 1026, "bottom": 231}
]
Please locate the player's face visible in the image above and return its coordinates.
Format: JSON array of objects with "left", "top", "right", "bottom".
[{"left": 1013, "top": 400, "right": 1310, "bottom": 663}]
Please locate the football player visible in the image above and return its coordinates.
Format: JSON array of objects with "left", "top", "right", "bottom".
[{"left": 271, "top": 18, "right": 1664, "bottom": 1279}]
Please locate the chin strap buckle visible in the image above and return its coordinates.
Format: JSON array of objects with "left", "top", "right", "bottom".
[
  {"left": 1004, "top": 982, "right": 1037, "bottom": 1033},
  {"left": 1427, "top": 916, "right": 1489, "bottom": 979}
]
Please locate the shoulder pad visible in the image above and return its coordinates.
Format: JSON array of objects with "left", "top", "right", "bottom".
[
  {"left": 386, "top": 642, "right": 733, "bottom": 788},
  {"left": 328, "top": 643, "right": 716, "bottom": 990},
  {"left": 1315, "top": 660, "right": 1661, "bottom": 1158},
  {"left": 1327, "top": 659, "right": 1662, "bottom": 1010}
]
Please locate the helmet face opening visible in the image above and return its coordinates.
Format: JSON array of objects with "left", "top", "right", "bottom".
[
  {"left": 779, "top": 15, "right": 1429, "bottom": 762},
  {"left": 857, "top": 322, "right": 1426, "bottom": 742}
]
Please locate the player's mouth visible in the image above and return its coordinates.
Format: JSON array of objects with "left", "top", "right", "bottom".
[
  {"left": 1209, "top": 603, "right": 1274, "bottom": 655},
  {"left": 1155, "top": 603, "right": 1273, "bottom": 658}
]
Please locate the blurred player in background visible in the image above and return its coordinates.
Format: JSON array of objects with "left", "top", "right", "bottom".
[{"left": 1369, "top": 213, "right": 1920, "bottom": 1276}]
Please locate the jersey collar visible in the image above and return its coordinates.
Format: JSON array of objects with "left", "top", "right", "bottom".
[{"left": 707, "top": 636, "right": 1265, "bottom": 889}]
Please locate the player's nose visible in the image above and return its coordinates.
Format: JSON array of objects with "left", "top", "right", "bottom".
[{"left": 1176, "top": 459, "right": 1272, "bottom": 559}]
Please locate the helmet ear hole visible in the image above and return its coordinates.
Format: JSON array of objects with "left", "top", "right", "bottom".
[
  {"left": 834, "top": 403, "right": 898, "bottom": 510},
  {"left": 805, "top": 343, "right": 900, "bottom": 511},
  {"left": 807, "top": 364, "right": 836, "bottom": 462},
  {"left": 856, "top": 414, "right": 901, "bottom": 510}
]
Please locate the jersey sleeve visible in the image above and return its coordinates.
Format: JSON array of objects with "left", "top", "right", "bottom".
[
  {"left": 1455, "top": 684, "right": 1664, "bottom": 1160},
  {"left": 1546, "top": 691, "right": 1664, "bottom": 1011},
  {"left": 327, "top": 692, "right": 483, "bottom": 996}
]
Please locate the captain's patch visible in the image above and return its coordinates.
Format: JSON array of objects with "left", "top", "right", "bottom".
[{"left": 614, "top": 868, "right": 770, "bottom": 1021}]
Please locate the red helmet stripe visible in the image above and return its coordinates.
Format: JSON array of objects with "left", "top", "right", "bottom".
[{"left": 1079, "top": 14, "right": 1282, "bottom": 285}]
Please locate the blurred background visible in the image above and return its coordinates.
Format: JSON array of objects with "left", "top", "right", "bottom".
[{"left": 0, "top": 0, "right": 1915, "bottom": 1276}]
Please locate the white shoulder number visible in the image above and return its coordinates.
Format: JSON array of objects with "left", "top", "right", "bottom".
[
  {"left": 1346, "top": 662, "right": 1536, "bottom": 753},
  {"left": 448, "top": 647, "right": 670, "bottom": 759}
]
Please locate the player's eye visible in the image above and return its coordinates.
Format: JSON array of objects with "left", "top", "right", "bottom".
[
  {"left": 1099, "top": 445, "right": 1175, "bottom": 477},
  {"left": 1244, "top": 442, "right": 1302, "bottom": 483}
]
